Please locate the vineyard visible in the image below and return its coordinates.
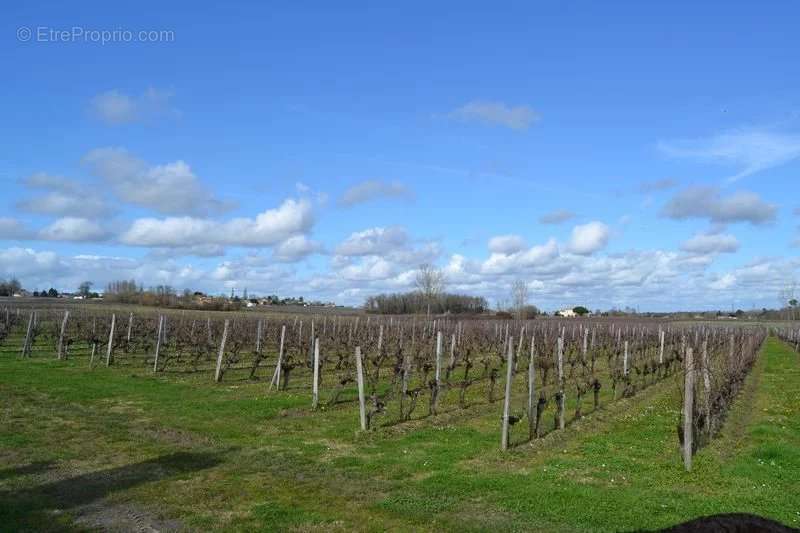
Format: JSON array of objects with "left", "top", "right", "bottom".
[
  {"left": 0, "top": 304, "right": 770, "bottom": 463},
  {"left": 2, "top": 303, "right": 798, "bottom": 530}
]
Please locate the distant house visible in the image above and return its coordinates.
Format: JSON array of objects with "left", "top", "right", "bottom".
[{"left": 556, "top": 308, "right": 577, "bottom": 318}]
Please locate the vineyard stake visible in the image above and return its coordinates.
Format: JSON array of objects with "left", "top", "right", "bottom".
[
  {"left": 557, "top": 336, "right": 565, "bottom": 430},
  {"left": 21, "top": 311, "right": 33, "bottom": 358},
  {"left": 501, "top": 338, "right": 515, "bottom": 451},
  {"left": 56, "top": 310, "right": 69, "bottom": 360},
  {"left": 355, "top": 346, "right": 367, "bottom": 431},
  {"left": 528, "top": 334, "right": 536, "bottom": 441},
  {"left": 214, "top": 319, "right": 230, "bottom": 383},
  {"left": 126, "top": 312, "right": 133, "bottom": 342},
  {"left": 623, "top": 341, "right": 629, "bottom": 376},
  {"left": 269, "top": 325, "right": 286, "bottom": 391},
  {"left": 435, "top": 331, "right": 443, "bottom": 383},
  {"left": 105, "top": 313, "right": 116, "bottom": 367},
  {"left": 683, "top": 347, "right": 694, "bottom": 471},
  {"left": 312, "top": 337, "right": 320, "bottom": 410},
  {"left": 153, "top": 315, "right": 164, "bottom": 373},
  {"left": 701, "top": 339, "right": 711, "bottom": 436}
]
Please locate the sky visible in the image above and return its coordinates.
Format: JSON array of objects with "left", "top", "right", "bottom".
[{"left": 1, "top": 1, "right": 799, "bottom": 311}]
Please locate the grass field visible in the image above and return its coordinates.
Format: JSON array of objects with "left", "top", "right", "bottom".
[{"left": 1, "top": 335, "right": 798, "bottom": 531}]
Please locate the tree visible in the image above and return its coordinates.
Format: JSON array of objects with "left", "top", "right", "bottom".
[
  {"left": 0, "top": 278, "right": 22, "bottom": 297},
  {"left": 573, "top": 306, "right": 590, "bottom": 316},
  {"left": 415, "top": 263, "right": 445, "bottom": 315},
  {"left": 511, "top": 279, "right": 529, "bottom": 320},
  {"left": 78, "top": 281, "right": 93, "bottom": 297},
  {"left": 47, "top": 288, "right": 59, "bottom": 297},
  {"left": 779, "top": 280, "right": 798, "bottom": 320}
]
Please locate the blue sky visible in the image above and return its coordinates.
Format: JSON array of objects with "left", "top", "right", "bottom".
[{"left": 1, "top": 1, "right": 799, "bottom": 311}]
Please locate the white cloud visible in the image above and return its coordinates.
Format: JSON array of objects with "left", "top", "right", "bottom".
[
  {"left": 658, "top": 128, "right": 800, "bottom": 182},
  {"left": 83, "top": 147, "right": 231, "bottom": 216},
  {"left": 680, "top": 233, "right": 739, "bottom": 255},
  {"left": 273, "top": 235, "right": 322, "bottom": 262},
  {"left": 538, "top": 209, "right": 576, "bottom": 225},
  {"left": 709, "top": 273, "right": 737, "bottom": 290},
  {"left": 121, "top": 198, "right": 313, "bottom": 247},
  {"left": 481, "top": 238, "right": 559, "bottom": 274},
  {"left": 488, "top": 234, "right": 526, "bottom": 255},
  {"left": 338, "top": 180, "right": 413, "bottom": 207},
  {"left": 38, "top": 217, "right": 111, "bottom": 242},
  {"left": 90, "top": 88, "right": 175, "bottom": 125},
  {"left": 0, "top": 247, "right": 60, "bottom": 277},
  {"left": 17, "top": 172, "right": 109, "bottom": 218},
  {"left": 568, "top": 222, "right": 610, "bottom": 255},
  {"left": 449, "top": 101, "right": 539, "bottom": 131},
  {"left": 335, "top": 226, "right": 409, "bottom": 256},
  {"left": 661, "top": 186, "right": 777, "bottom": 225}
]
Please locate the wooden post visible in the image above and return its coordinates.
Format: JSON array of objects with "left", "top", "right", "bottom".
[
  {"left": 126, "top": 312, "right": 134, "bottom": 343},
  {"left": 255, "top": 319, "right": 262, "bottom": 355},
  {"left": 269, "top": 325, "right": 286, "bottom": 391},
  {"left": 214, "top": 319, "right": 230, "bottom": 383},
  {"left": 312, "top": 338, "right": 320, "bottom": 410},
  {"left": 377, "top": 324, "right": 383, "bottom": 353},
  {"left": 355, "top": 346, "right": 367, "bottom": 431},
  {"left": 528, "top": 334, "right": 536, "bottom": 440},
  {"left": 701, "top": 339, "right": 711, "bottom": 435},
  {"left": 449, "top": 333, "right": 456, "bottom": 370},
  {"left": 56, "top": 310, "right": 69, "bottom": 360},
  {"left": 501, "top": 338, "right": 515, "bottom": 450},
  {"left": 21, "top": 312, "right": 33, "bottom": 358},
  {"left": 153, "top": 315, "right": 164, "bottom": 373},
  {"left": 105, "top": 314, "right": 116, "bottom": 366},
  {"left": 659, "top": 329, "right": 665, "bottom": 364},
  {"left": 582, "top": 328, "right": 588, "bottom": 362},
  {"left": 623, "top": 340, "right": 629, "bottom": 375},
  {"left": 435, "top": 331, "right": 443, "bottom": 383},
  {"left": 557, "top": 336, "right": 565, "bottom": 430},
  {"left": 683, "top": 347, "right": 694, "bottom": 471},
  {"left": 89, "top": 317, "right": 97, "bottom": 366}
]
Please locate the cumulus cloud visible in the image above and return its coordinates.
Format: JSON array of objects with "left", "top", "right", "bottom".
[
  {"left": 38, "top": 217, "right": 111, "bottom": 242},
  {"left": 338, "top": 180, "right": 413, "bottom": 207},
  {"left": 90, "top": 88, "right": 175, "bottom": 125},
  {"left": 709, "top": 273, "right": 737, "bottom": 290},
  {"left": 568, "top": 222, "right": 610, "bottom": 255},
  {"left": 449, "top": 101, "right": 539, "bottom": 131},
  {"left": 488, "top": 234, "right": 526, "bottom": 255},
  {"left": 482, "top": 238, "right": 559, "bottom": 274},
  {"left": 658, "top": 128, "right": 800, "bottom": 183},
  {"left": 538, "top": 209, "right": 576, "bottom": 225},
  {"left": 0, "top": 247, "right": 60, "bottom": 277},
  {"left": 17, "top": 172, "right": 109, "bottom": 218},
  {"left": 680, "top": 233, "right": 740, "bottom": 255},
  {"left": 661, "top": 186, "right": 777, "bottom": 225},
  {"left": 272, "top": 235, "right": 322, "bottom": 262},
  {"left": 121, "top": 198, "right": 313, "bottom": 247},
  {"left": 83, "top": 147, "right": 231, "bottom": 216},
  {"left": 335, "top": 226, "right": 409, "bottom": 256}
]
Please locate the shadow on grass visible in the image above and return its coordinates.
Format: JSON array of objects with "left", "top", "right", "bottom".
[
  {"left": 0, "top": 460, "right": 56, "bottom": 481},
  {"left": 0, "top": 451, "right": 222, "bottom": 529}
]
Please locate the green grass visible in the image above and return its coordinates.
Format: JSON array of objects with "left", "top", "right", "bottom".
[{"left": 1, "top": 336, "right": 798, "bottom": 531}]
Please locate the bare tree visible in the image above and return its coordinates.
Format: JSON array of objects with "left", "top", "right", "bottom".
[
  {"left": 779, "top": 280, "right": 798, "bottom": 320},
  {"left": 511, "top": 279, "right": 529, "bottom": 320},
  {"left": 415, "top": 263, "right": 445, "bottom": 315}
]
